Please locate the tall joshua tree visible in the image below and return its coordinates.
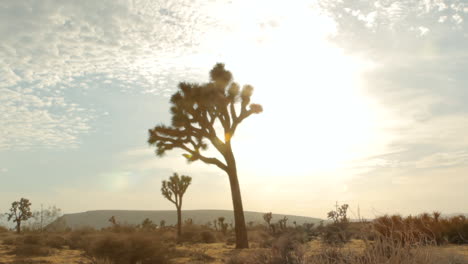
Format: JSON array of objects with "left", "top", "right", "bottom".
[
  {"left": 7, "top": 198, "right": 33, "bottom": 233},
  {"left": 148, "top": 63, "right": 263, "bottom": 248},
  {"left": 161, "top": 173, "right": 192, "bottom": 238}
]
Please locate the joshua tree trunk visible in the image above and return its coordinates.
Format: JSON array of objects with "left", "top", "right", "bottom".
[
  {"left": 16, "top": 222, "right": 21, "bottom": 233},
  {"left": 176, "top": 205, "right": 182, "bottom": 238},
  {"left": 224, "top": 147, "right": 249, "bottom": 249}
]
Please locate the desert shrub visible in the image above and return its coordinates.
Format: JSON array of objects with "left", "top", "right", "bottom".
[
  {"left": 200, "top": 230, "right": 217, "bottom": 243},
  {"left": 373, "top": 213, "right": 468, "bottom": 245},
  {"left": 226, "top": 249, "right": 271, "bottom": 264},
  {"left": 179, "top": 230, "right": 197, "bottom": 243},
  {"left": 270, "top": 233, "right": 306, "bottom": 264},
  {"left": 22, "top": 234, "right": 42, "bottom": 245},
  {"left": 225, "top": 236, "right": 236, "bottom": 245},
  {"left": 13, "top": 244, "right": 52, "bottom": 256},
  {"left": 2, "top": 237, "right": 16, "bottom": 245},
  {"left": 73, "top": 226, "right": 97, "bottom": 234},
  {"left": 0, "top": 225, "right": 8, "bottom": 233},
  {"left": 228, "top": 231, "right": 307, "bottom": 264},
  {"left": 322, "top": 203, "right": 351, "bottom": 245},
  {"left": 307, "top": 235, "right": 467, "bottom": 264},
  {"left": 177, "top": 224, "right": 222, "bottom": 244},
  {"left": 158, "top": 228, "right": 177, "bottom": 242},
  {"left": 86, "top": 233, "right": 172, "bottom": 264},
  {"left": 227, "top": 232, "right": 467, "bottom": 264},
  {"left": 108, "top": 224, "right": 138, "bottom": 233},
  {"left": 322, "top": 222, "right": 352, "bottom": 245},
  {"left": 188, "top": 249, "right": 216, "bottom": 263},
  {"left": 248, "top": 229, "right": 273, "bottom": 248},
  {"left": 44, "top": 234, "right": 67, "bottom": 249},
  {"left": 67, "top": 231, "right": 91, "bottom": 250}
]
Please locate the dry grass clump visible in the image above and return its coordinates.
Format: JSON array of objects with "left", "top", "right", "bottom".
[
  {"left": 85, "top": 232, "right": 173, "bottom": 264},
  {"left": 374, "top": 212, "right": 468, "bottom": 245},
  {"left": 227, "top": 218, "right": 468, "bottom": 264},
  {"left": 178, "top": 224, "right": 224, "bottom": 244},
  {"left": 248, "top": 229, "right": 274, "bottom": 248},
  {"left": 308, "top": 237, "right": 466, "bottom": 264},
  {"left": 227, "top": 232, "right": 307, "bottom": 264},
  {"left": 2, "top": 236, "right": 17, "bottom": 245},
  {"left": 13, "top": 243, "right": 53, "bottom": 257},
  {"left": 8, "top": 234, "right": 56, "bottom": 257},
  {"left": 0, "top": 225, "right": 9, "bottom": 233},
  {"left": 43, "top": 234, "right": 67, "bottom": 249}
]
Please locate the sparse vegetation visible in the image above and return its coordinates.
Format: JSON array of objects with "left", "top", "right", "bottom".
[
  {"left": 373, "top": 212, "right": 468, "bottom": 245},
  {"left": 85, "top": 233, "right": 173, "bottom": 264},
  {"left": 0, "top": 208, "right": 467, "bottom": 264}
]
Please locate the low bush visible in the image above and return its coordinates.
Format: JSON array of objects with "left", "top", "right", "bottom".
[
  {"left": 22, "top": 234, "right": 42, "bottom": 245},
  {"left": 177, "top": 225, "right": 223, "bottom": 244},
  {"left": 248, "top": 229, "right": 273, "bottom": 248},
  {"left": 374, "top": 213, "right": 468, "bottom": 245},
  {"left": 13, "top": 244, "right": 52, "bottom": 256},
  {"left": 44, "top": 235, "right": 67, "bottom": 249},
  {"left": 67, "top": 231, "right": 92, "bottom": 250},
  {"left": 86, "top": 233, "right": 173, "bottom": 264},
  {"left": 307, "top": 235, "right": 467, "bottom": 264},
  {"left": 2, "top": 237, "right": 16, "bottom": 245},
  {"left": 321, "top": 222, "right": 352, "bottom": 245},
  {"left": 226, "top": 231, "right": 468, "bottom": 264},
  {"left": 0, "top": 225, "right": 9, "bottom": 233},
  {"left": 200, "top": 230, "right": 217, "bottom": 243}
]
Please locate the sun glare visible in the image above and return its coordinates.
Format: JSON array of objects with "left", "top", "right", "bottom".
[{"left": 202, "top": 9, "right": 391, "bottom": 179}]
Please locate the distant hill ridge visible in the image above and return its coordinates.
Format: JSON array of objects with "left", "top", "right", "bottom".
[{"left": 56, "top": 209, "right": 323, "bottom": 229}]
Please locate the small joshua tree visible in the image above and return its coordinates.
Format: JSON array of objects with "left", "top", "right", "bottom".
[
  {"left": 7, "top": 198, "right": 33, "bottom": 233},
  {"left": 278, "top": 216, "right": 288, "bottom": 230},
  {"left": 263, "top": 212, "right": 274, "bottom": 233},
  {"left": 161, "top": 173, "right": 192, "bottom": 238},
  {"left": 184, "top": 218, "right": 193, "bottom": 226},
  {"left": 263, "top": 212, "right": 272, "bottom": 226},
  {"left": 108, "top": 216, "right": 118, "bottom": 226},
  {"left": 218, "top": 217, "right": 228, "bottom": 235}
]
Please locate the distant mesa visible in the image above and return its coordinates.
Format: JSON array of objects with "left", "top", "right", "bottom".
[{"left": 51, "top": 210, "right": 323, "bottom": 229}]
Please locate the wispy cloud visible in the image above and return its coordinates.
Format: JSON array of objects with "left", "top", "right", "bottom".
[{"left": 0, "top": 0, "right": 223, "bottom": 150}]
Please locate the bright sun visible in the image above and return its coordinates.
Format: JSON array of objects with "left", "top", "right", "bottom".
[
  {"left": 221, "top": 16, "right": 388, "bottom": 178},
  {"left": 180, "top": 2, "right": 393, "bottom": 181}
]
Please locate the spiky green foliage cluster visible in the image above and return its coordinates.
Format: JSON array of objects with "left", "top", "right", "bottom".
[
  {"left": 148, "top": 63, "right": 262, "bottom": 170},
  {"left": 161, "top": 173, "right": 192, "bottom": 206}
]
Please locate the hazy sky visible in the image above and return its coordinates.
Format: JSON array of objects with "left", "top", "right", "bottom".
[{"left": 1, "top": 0, "right": 467, "bottom": 219}]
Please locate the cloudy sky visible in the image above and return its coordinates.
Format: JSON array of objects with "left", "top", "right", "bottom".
[{"left": 0, "top": 0, "right": 467, "bottom": 219}]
